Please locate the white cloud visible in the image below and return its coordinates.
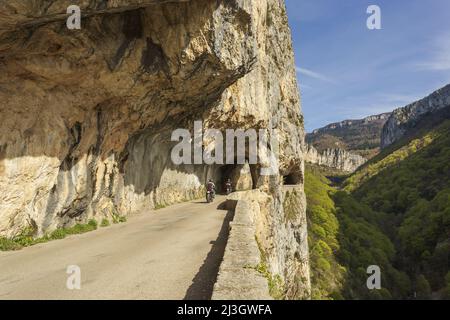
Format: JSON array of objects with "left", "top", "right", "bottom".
[
  {"left": 378, "top": 93, "right": 421, "bottom": 105},
  {"left": 416, "top": 34, "right": 450, "bottom": 71},
  {"left": 295, "top": 66, "right": 335, "bottom": 83},
  {"left": 336, "top": 92, "right": 425, "bottom": 120}
]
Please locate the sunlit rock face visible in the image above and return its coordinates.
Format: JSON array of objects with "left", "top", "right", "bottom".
[
  {"left": 381, "top": 84, "right": 450, "bottom": 148},
  {"left": 306, "top": 112, "right": 391, "bottom": 160},
  {"left": 305, "top": 145, "right": 367, "bottom": 173},
  {"left": 0, "top": 0, "right": 309, "bottom": 298},
  {"left": 0, "top": 0, "right": 256, "bottom": 235}
]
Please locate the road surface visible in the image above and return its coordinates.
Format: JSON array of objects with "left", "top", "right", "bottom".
[{"left": 0, "top": 196, "right": 232, "bottom": 300}]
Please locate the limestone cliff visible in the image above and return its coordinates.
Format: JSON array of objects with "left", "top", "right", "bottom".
[
  {"left": 381, "top": 84, "right": 450, "bottom": 148},
  {"left": 305, "top": 145, "right": 366, "bottom": 173},
  {"left": 0, "top": 0, "right": 309, "bottom": 298},
  {"left": 307, "top": 112, "right": 390, "bottom": 159}
]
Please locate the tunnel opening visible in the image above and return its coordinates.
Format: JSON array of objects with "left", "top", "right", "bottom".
[
  {"left": 219, "top": 165, "right": 236, "bottom": 193},
  {"left": 218, "top": 162, "right": 257, "bottom": 193},
  {"left": 283, "top": 172, "right": 302, "bottom": 186}
]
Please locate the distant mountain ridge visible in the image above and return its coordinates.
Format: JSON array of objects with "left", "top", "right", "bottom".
[
  {"left": 306, "top": 83, "right": 450, "bottom": 173},
  {"left": 307, "top": 112, "right": 391, "bottom": 159},
  {"left": 311, "top": 113, "right": 391, "bottom": 135}
]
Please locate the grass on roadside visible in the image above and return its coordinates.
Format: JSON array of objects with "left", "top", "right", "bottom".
[
  {"left": 112, "top": 214, "right": 127, "bottom": 224},
  {"left": 0, "top": 216, "right": 125, "bottom": 251},
  {"left": 154, "top": 203, "right": 166, "bottom": 210},
  {"left": 100, "top": 218, "right": 110, "bottom": 227},
  {"left": 0, "top": 237, "right": 22, "bottom": 251}
]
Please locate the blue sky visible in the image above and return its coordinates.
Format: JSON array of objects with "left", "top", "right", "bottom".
[{"left": 285, "top": 0, "right": 450, "bottom": 132}]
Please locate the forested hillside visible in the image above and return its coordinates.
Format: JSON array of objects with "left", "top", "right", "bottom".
[
  {"left": 305, "top": 115, "right": 450, "bottom": 299},
  {"left": 306, "top": 166, "right": 408, "bottom": 299},
  {"left": 305, "top": 165, "right": 344, "bottom": 299}
]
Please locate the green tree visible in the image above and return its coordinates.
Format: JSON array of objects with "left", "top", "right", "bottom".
[{"left": 415, "top": 275, "right": 432, "bottom": 300}]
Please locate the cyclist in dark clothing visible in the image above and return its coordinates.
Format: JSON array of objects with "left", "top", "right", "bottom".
[
  {"left": 225, "top": 179, "right": 232, "bottom": 195},
  {"left": 206, "top": 179, "right": 216, "bottom": 202}
]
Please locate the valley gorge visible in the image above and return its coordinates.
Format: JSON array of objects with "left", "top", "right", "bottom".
[
  {"left": 304, "top": 112, "right": 391, "bottom": 173},
  {"left": 306, "top": 84, "right": 450, "bottom": 300}
]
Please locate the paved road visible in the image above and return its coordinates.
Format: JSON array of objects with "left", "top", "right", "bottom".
[{"left": 0, "top": 196, "right": 232, "bottom": 300}]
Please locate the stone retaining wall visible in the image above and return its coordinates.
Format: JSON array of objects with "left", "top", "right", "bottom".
[{"left": 212, "top": 197, "right": 272, "bottom": 300}]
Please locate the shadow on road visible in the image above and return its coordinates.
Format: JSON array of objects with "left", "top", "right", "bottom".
[{"left": 183, "top": 204, "right": 234, "bottom": 300}]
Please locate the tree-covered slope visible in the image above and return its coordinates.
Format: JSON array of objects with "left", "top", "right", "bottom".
[
  {"left": 304, "top": 165, "right": 344, "bottom": 299},
  {"left": 306, "top": 116, "right": 450, "bottom": 299},
  {"left": 305, "top": 165, "right": 403, "bottom": 299},
  {"left": 347, "top": 119, "right": 450, "bottom": 298}
]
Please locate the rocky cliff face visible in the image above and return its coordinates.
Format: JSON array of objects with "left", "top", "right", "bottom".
[
  {"left": 307, "top": 112, "right": 390, "bottom": 159},
  {"left": 0, "top": 0, "right": 309, "bottom": 298},
  {"left": 305, "top": 145, "right": 366, "bottom": 173},
  {"left": 381, "top": 84, "right": 450, "bottom": 148},
  {"left": 310, "top": 113, "right": 391, "bottom": 135}
]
